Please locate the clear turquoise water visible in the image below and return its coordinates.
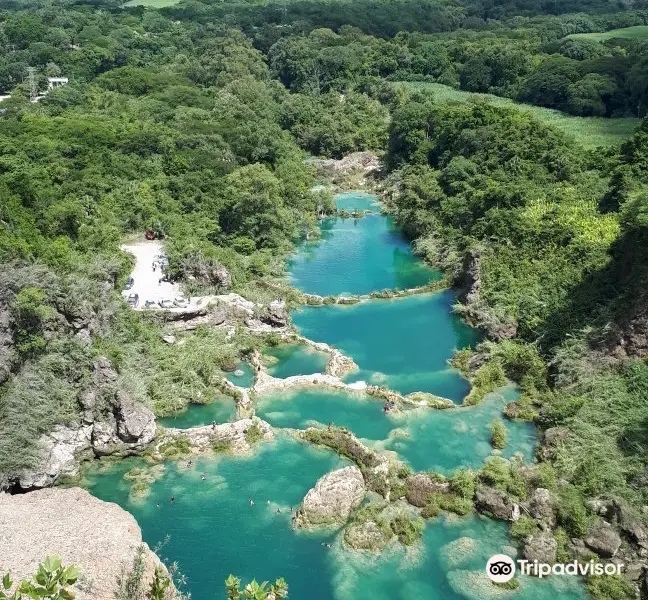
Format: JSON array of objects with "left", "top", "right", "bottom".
[
  {"left": 288, "top": 193, "right": 440, "bottom": 296},
  {"left": 86, "top": 436, "right": 583, "bottom": 600},
  {"left": 293, "top": 292, "right": 477, "bottom": 399},
  {"left": 86, "top": 192, "right": 585, "bottom": 599},
  {"left": 257, "top": 386, "right": 536, "bottom": 473},
  {"left": 158, "top": 397, "right": 236, "bottom": 429},
  {"left": 264, "top": 344, "right": 329, "bottom": 379},
  {"left": 225, "top": 361, "right": 255, "bottom": 388}
]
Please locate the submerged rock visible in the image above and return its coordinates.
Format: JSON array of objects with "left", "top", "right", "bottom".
[
  {"left": 0, "top": 487, "right": 173, "bottom": 600},
  {"left": 294, "top": 466, "right": 366, "bottom": 528},
  {"left": 344, "top": 519, "right": 393, "bottom": 552}
]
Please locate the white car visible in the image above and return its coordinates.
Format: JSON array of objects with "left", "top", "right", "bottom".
[
  {"left": 158, "top": 299, "right": 174, "bottom": 309},
  {"left": 173, "top": 297, "right": 188, "bottom": 308}
]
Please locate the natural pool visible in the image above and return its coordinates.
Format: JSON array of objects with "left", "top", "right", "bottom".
[
  {"left": 264, "top": 344, "right": 329, "bottom": 379},
  {"left": 87, "top": 436, "right": 583, "bottom": 600},
  {"left": 158, "top": 397, "right": 236, "bottom": 429},
  {"left": 289, "top": 193, "right": 440, "bottom": 296},
  {"left": 87, "top": 192, "right": 585, "bottom": 599},
  {"left": 257, "top": 386, "right": 536, "bottom": 473}
]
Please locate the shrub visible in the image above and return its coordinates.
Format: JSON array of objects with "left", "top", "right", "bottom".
[
  {"left": 390, "top": 515, "right": 425, "bottom": 546},
  {"left": 586, "top": 574, "right": 634, "bottom": 600},
  {"left": 463, "top": 359, "right": 506, "bottom": 405},
  {"left": 490, "top": 419, "right": 508, "bottom": 449},
  {"left": 244, "top": 423, "right": 264, "bottom": 445},
  {"left": 449, "top": 468, "right": 476, "bottom": 499},
  {"left": 510, "top": 515, "right": 539, "bottom": 539}
]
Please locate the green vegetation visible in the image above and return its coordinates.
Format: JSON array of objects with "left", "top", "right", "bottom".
[
  {"left": 244, "top": 422, "right": 264, "bottom": 445},
  {"left": 158, "top": 436, "right": 191, "bottom": 460},
  {"left": 510, "top": 515, "right": 539, "bottom": 540},
  {"left": 1, "top": 556, "right": 78, "bottom": 600},
  {"left": 489, "top": 419, "right": 508, "bottom": 450},
  {"left": 586, "top": 574, "right": 634, "bottom": 600},
  {"left": 122, "top": 0, "right": 179, "bottom": 6},
  {"left": 397, "top": 82, "right": 640, "bottom": 148},
  {"left": 225, "top": 575, "right": 287, "bottom": 600},
  {"left": 567, "top": 26, "right": 648, "bottom": 42},
  {"left": 389, "top": 514, "right": 425, "bottom": 545}
]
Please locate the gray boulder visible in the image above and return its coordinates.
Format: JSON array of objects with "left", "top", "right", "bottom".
[
  {"left": 523, "top": 531, "right": 557, "bottom": 565},
  {"left": 262, "top": 299, "right": 289, "bottom": 328},
  {"left": 294, "top": 466, "right": 366, "bottom": 528},
  {"left": 528, "top": 487, "right": 556, "bottom": 527},
  {"left": 474, "top": 485, "right": 515, "bottom": 520},
  {"left": 585, "top": 521, "right": 622, "bottom": 558}
]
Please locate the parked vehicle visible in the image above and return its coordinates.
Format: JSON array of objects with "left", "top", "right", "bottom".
[
  {"left": 144, "top": 300, "right": 157, "bottom": 308},
  {"left": 173, "top": 297, "right": 188, "bottom": 308},
  {"left": 158, "top": 299, "right": 174, "bottom": 309},
  {"left": 124, "top": 277, "right": 134, "bottom": 290},
  {"left": 126, "top": 293, "right": 139, "bottom": 308}
]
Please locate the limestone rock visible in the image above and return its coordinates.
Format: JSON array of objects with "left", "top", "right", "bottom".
[
  {"left": 585, "top": 521, "right": 622, "bottom": 558},
  {"left": 0, "top": 487, "right": 172, "bottom": 600},
  {"left": 309, "top": 152, "right": 379, "bottom": 176},
  {"left": 523, "top": 531, "right": 557, "bottom": 565},
  {"left": 405, "top": 473, "right": 449, "bottom": 508},
  {"left": 159, "top": 418, "right": 273, "bottom": 456},
  {"left": 18, "top": 425, "right": 93, "bottom": 490},
  {"left": 528, "top": 487, "right": 556, "bottom": 527},
  {"left": 537, "top": 427, "right": 570, "bottom": 461},
  {"left": 474, "top": 486, "right": 515, "bottom": 520},
  {"left": 262, "top": 299, "right": 289, "bottom": 328},
  {"left": 294, "top": 466, "right": 366, "bottom": 528},
  {"left": 116, "top": 401, "right": 156, "bottom": 445},
  {"left": 343, "top": 519, "right": 392, "bottom": 552}
]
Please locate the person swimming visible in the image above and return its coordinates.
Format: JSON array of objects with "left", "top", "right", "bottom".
[
  {"left": 249, "top": 498, "right": 255, "bottom": 506},
  {"left": 201, "top": 474, "right": 206, "bottom": 481},
  {"left": 170, "top": 496, "right": 175, "bottom": 503}
]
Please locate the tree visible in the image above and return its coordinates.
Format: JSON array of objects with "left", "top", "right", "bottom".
[{"left": 490, "top": 419, "right": 508, "bottom": 449}]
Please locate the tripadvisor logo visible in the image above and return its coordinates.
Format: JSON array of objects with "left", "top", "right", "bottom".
[
  {"left": 486, "top": 554, "right": 516, "bottom": 583},
  {"left": 486, "top": 554, "right": 624, "bottom": 581}
]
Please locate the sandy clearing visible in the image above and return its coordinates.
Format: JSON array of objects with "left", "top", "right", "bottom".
[{"left": 120, "top": 240, "right": 181, "bottom": 309}]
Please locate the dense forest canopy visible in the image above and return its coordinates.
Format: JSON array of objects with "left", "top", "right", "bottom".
[{"left": 1, "top": 0, "right": 648, "bottom": 597}]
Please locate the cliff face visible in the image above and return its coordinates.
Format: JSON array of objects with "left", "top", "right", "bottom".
[{"left": 0, "top": 487, "right": 171, "bottom": 599}]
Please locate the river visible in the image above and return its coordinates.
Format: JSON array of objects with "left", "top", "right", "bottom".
[{"left": 85, "top": 192, "right": 585, "bottom": 600}]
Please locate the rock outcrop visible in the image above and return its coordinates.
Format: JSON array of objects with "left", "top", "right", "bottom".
[
  {"left": 158, "top": 418, "right": 273, "bottom": 456},
  {"left": 585, "top": 521, "right": 622, "bottom": 558},
  {"left": 405, "top": 473, "right": 450, "bottom": 507},
  {"left": 526, "top": 487, "right": 556, "bottom": 528},
  {"left": 523, "top": 531, "right": 557, "bottom": 565},
  {"left": 293, "top": 466, "right": 366, "bottom": 528},
  {"left": 474, "top": 486, "right": 516, "bottom": 520},
  {"left": 262, "top": 299, "right": 289, "bottom": 328},
  {"left": 308, "top": 152, "right": 380, "bottom": 176},
  {"left": 0, "top": 487, "right": 172, "bottom": 600},
  {"left": 16, "top": 357, "right": 156, "bottom": 490}
]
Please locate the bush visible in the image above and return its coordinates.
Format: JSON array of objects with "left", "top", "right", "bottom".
[
  {"left": 463, "top": 359, "right": 506, "bottom": 406},
  {"left": 510, "top": 515, "right": 539, "bottom": 539},
  {"left": 556, "top": 485, "right": 591, "bottom": 537},
  {"left": 244, "top": 423, "right": 264, "bottom": 445},
  {"left": 586, "top": 574, "right": 634, "bottom": 600},
  {"left": 390, "top": 514, "right": 425, "bottom": 545},
  {"left": 449, "top": 469, "right": 476, "bottom": 499},
  {"left": 490, "top": 419, "right": 508, "bottom": 449}
]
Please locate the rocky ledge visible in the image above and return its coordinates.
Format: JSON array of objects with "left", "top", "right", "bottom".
[
  {"left": 293, "top": 466, "right": 366, "bottom": 528},
  {"left": 157, "top": 418, "right": 274, "bottom": 457},
  {"left": 11, "top": 357, "right": 156, "bottom": 492},
  {"left": 0, "top": 487, "right": 172, "bottom": 599}
]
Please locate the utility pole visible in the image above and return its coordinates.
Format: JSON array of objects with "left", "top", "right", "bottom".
[{"left": 27, "top": 67, "right": 37, "bottom": 102}]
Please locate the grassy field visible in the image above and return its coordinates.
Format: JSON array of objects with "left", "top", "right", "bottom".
[
  {"left": 122, "top": 0, "right": 180, "bottom": 7},
  {"left": 565, "top": 25, "right": 648, "bottom": 42},
  {"left": 397, "top": 82, "right": 639, "bottom": 148}
]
